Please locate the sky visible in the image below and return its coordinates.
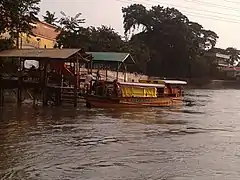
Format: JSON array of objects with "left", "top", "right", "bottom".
[{"left": 39, "top": 0, "right": 240, "bottom": 49}]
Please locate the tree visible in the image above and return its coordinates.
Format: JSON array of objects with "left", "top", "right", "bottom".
[
  {"left": 0, "top": 0, "right": 41, "bottom": 48},
  {"left": 43, "top": 11, "right": 57, "bottom": 25},
  {"left": 56, "top": 12, "right": 125, "bottom": 52},
  {"left": 226, "top": 47, "right": 240, "bottom": 66},
  {"left": 56, "top": 12, "right": 88, "bottom": 48},
  {"left": 88, "top": 26, "right": 124, "bottom": 52},
  {"left": 122, "top": 4, "right": 219, "bottom": 78},
  {"left": 58, "top": 11, "right": 85, "bottom": 32}
]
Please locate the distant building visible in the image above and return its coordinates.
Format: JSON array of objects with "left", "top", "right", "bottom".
[
  {"left": 20, "top": 21, "right": 59, "bottom": 49},
  {"left": 0, "top": 20, "right": 59, "bottom": 49},
  {"left": 204, "top": 50, "right": 240, "bottom": 79},
  {"left": 205, "top": 51, "right": 230, "bottom": 66}
]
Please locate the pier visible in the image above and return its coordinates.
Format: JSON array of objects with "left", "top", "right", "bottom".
[
  {"left": 0, "top": 49, "right": 146, "bottom": 108},
  {"left": 0, "top": 48, "right": 91, "bottom": 107}
]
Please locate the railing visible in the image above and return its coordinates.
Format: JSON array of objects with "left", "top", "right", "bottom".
[{"left": 79, "top": 68, "right": 148, "bottom": 82}]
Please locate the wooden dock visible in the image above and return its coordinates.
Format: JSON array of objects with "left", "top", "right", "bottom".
[{"left": 0, "top": 48, "right": 91, "bottom": 107}]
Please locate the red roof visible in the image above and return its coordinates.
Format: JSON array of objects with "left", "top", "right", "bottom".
[{"left": 32, "top": 21, "right": 59, "bottom": 41}]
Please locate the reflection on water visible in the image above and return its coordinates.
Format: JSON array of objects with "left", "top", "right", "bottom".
[{"left": 1, "top": 89, "right": 240, "bottom": 179}]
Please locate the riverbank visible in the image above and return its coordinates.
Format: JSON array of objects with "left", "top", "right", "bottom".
[{"left": 187, "top": 79, "right": 240, "bottom": 89}]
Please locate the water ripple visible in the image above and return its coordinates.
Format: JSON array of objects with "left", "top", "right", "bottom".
[{"left": 1, "top": 89, "right": 240, "bottom": 179}]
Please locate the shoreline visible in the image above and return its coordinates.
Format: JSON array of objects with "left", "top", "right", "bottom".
[{"left": 186, "top": 79, "right": 240, "bottom": 89}]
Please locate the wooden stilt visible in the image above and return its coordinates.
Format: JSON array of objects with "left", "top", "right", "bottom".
[
  {"left": 33, "top": 89, "right": 36, "bottom": 107},
  {"left": 17, "top": 64, "right": 23, "bottom": 106},
  {"left": 0, "top": 75, "right": 3, "bottom": 107},
  {"left": 73, "top": 58, "right": 78, "bottom": 107},
  {"left": 74, "top": 75, "right": 77, "bottom": 107},
  {"left": 54, "top": 87, "right": 61, "bottom": 106},
  {"left": 0, "top": 88, "right": 3, "bottom": 107},
  {"left": 123, "top": 63, "right": 127, "bottom": 82},
  {"left": 42, "top": 60, "right": 48, "bottom": 107},
  {"left": 90, "top": 56, "right": 93, "bottom": 74},
  {"left": 105, "top": 68, "right": 108, "bottom": 81},
  {"left": 116, "top": 62, "right": 119, "bottom": 80}
]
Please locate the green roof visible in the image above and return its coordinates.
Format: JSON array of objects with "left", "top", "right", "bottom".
[{"left": 87, "top": 52, "right": 135, "bottom": 64}]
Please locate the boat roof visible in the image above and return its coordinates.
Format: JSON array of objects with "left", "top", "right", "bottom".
[
  {"left": 139, "top": 79, "right": 187, "bottom": 85},
  {"left": 163, "top": 80, "right": 187, "bottom": 85},
  {"left": 119, "top": 82, "right": 165, "bottom": 88}
]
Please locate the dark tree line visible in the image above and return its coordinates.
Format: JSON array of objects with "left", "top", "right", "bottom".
[{"left": 53, "top": 4, "right": 220, "bottom": 78}]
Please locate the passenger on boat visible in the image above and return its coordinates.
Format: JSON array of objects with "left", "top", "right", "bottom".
[
  {"left": 164, "top": 84, "right": 172, "bottom": 96},
  {"left": 96, "top": 70, "right": 101, "bottom": 80},
  {"left": 92, "top": 80, "right": 98, "bottom": 95},
  {"left": 157, "top": 88, "right": 164, "bottom": 97},
  {"left": 113, "top": 80, "right": 121, "bottom": 97},
  {"left": 98, "top": 81, "right": 106, "bottom": 96},
  {"left": 84, "top": 73, "right": 94, "bottom": 93}
]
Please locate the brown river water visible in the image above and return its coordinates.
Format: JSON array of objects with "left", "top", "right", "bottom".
[{"left": 1, "top": 89, "right": 240, "bottom": 180}]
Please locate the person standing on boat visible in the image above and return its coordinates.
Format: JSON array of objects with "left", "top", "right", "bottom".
[
  {"left": 96, "top": 70, "right": 101, "bottom": 81},
  {"left": 113, "top": 79, "right": 121, "bottom": 97},
  {"left": 164, "top": 84, "right": 172, "bottom": 96},
  {"left": 84, "top": 72, "right": 94, "bottom": 93}
]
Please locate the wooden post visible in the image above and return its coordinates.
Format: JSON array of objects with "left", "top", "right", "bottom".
[
  {"left": 0, "top": 88, "right": 3, "bottom": 107},
  {"left": 56, "top": 88, "right": 61, "bottom": 106},
  {"left": 116, "top": 62, "right": 119, "bottom": 80},
  {"left": 17, "top": 59, "right": 23, "bottom": 106},
  {"left": 90, "top": 56, "right": 93, "bottom": 74},
  {"left": 17, "top": 75, "right": 22, "bottom": 106},
  {"left": 123, "top": 63, "right": 127, "bottom": 82},
  {"left": 76, "top": 56, "right": 80, "bottom": 88},
  {"left": 33, "top": 88, "right": 36, "bottom": 107},
  {"left": 42, "top": 60, "right": 48, "bottom": 107},
  {"left": 73, "top": 59, "right": 78, "bottom": 107},
  {"left": 0, "top": 75, "right": 3, "bottom": 107},
  {"left": 105, "top": 67, "right": 108, "bottom": 81}
]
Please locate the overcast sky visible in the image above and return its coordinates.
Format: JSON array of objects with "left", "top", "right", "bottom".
[{"left": 39, "top": 0, "right": 240, "bottom": 49}]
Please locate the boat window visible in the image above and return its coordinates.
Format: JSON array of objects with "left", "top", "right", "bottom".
[{"left": 157, "top": 88, "right": 164, "bottom": 97}]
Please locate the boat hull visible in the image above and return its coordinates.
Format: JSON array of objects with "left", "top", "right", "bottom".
[{"left": 84, "top": 95, "right": 183, "bottom": 108}]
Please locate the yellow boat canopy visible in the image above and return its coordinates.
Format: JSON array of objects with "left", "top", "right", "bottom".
[
  {"left": 118, "top": 82, "right": 163, "bottom": 98},
  {"left": 121, "top": 86, "right": 157, "bottom": 98}
]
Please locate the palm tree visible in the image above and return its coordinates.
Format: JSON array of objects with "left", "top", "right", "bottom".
[
  {"left": 43, "top": 11, "right": 58, "bottom": 25},
  {"left": 58, "top": 11, "right": 85, "bottom": 32}
]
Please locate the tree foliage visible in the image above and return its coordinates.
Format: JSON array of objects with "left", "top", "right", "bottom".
[
  {"left": 56, "top": 12, "right": 124, "bottom": 52},
  {"left": 0, "top": 0, "right": 40, "bottom": 47},
  {"left": 122, "top": 4, "right": 219, "bottom": 78},
  {"left": 43, "top": 11, "right": 58, "bottom": 25},
  {"left": 58, "top": 11, "right": 85, "bottom": 32},
  {"left": 54, "top": 4, "right": 219, "bottom": 78},
  {"left": 226, "top": 47, "right": 240, "bottom": 66},
  {"left": 0, "top": 0, "right": 40, "bottom": 35},
  {"left": 0, "top": 0, "right": 40, "bottom": 72}
]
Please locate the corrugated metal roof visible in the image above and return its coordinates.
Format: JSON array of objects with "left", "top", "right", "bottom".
[
  {"left": 87, "top": 52, "right": 135, "bottom": 64},
  {"left": 0, "top": 48, "right": 83, "bottom": 59},
  {"left": 163, "top": 80, "right": 187, "bottom": 85}
]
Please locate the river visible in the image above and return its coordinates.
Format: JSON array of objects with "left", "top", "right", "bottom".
[{"left": 0, "top": 89, "right": 240, "bottom": 180}]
